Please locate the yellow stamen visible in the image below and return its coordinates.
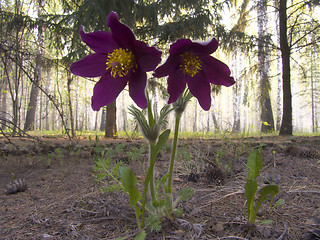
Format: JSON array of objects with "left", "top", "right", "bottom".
[
  {"left": 106, "top": 48, "right": 136, "bottom": 77},
  {"left": 180, "top": 51, "right": 202, "bottom": 77}
]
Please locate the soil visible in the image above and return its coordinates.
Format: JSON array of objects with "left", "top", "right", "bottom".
[{"left": 0, "top": 135, "right": 320, "bottom": 240}]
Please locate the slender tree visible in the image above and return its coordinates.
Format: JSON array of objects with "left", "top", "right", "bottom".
[
  {"left": 279, "top": 0, "right": 292, "bottom": 135},
  {"left": 12, "top": 0, "right": 23, "bottom": 134},
  {"left": 257, "top": 0, "right": 274, "bottom": 132},
  {"left": 105, "top": 100, "right": 117, "bottom": 138},
  {"left": 278, "top": 0, "right": 320, "bottom": 135},
  {"left": 24, "top": 0, "right": 45, "bottom": 131},
  {"left": 67, "top": 73, "right": 75, "bottom": 137},
  {"left": 232, "top": 52, "right": 241, "bottom": 132}
]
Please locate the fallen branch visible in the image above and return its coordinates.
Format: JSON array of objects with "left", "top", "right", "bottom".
[
  {"left": 287, "top": 190, "right": 320, "bottom": 194},
  {"left": 277, "top": 222, "right": 287, "bottom": 240}
]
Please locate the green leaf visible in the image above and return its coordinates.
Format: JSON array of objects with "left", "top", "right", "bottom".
[
  {"left": 261, "top": 219, "right": 273, "bottom": 225},
  {"left": 94, "top": 147, "right": 105, "bottom": 157},
  {"left": 145, "top": 215, "right": 162, "bottom": 232},
  {"left": 275, "top": 198, "right": 285, "bottom": 207},
  {"left": 174, "top": 207, "right": 183, "bottom": 217},
  {"left": 245, "top": 178, "right": 257, "bottom": 222},
  {"left": 119, "top": 166, "right": 141, "bottom": 207},
  {"left": 158, "top": 104, "right": 173, "bottom": 126},
  {"left": 134, "top": 230, "right": 147, "bottom": 240},
  {"left": 252, "top": 185, "right": 279, "bottom": 222},
  {"left": 147, "top": 98, "right": 156, "bottom": 127},
  {"left": 177, "top": 187, "right": 195, "bottom": 201},
  {"left": 246, "top": 149, "right": 263, "bottom": 180},
  {"left": 155, "top": 129, "right": 170, "bottom": 154}
]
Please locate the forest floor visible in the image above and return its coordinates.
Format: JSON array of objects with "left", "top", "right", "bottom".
[{"left": 0, "top": 135, "right": 320, "bottom": 240}]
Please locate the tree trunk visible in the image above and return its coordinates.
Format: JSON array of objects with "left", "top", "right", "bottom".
[
  {"left": 206, "top": 110, "right": 210, "bottom": 132},
  {"left": 274, "top": 0, "right": 282, "bottom": 131},
  {"left": 279, "top": 0, "right": 292, "bottom": 135},
  {"left": 232, "top": 53, "right": 241, "bottom": 132},
  {"left": 12, "top": 0, "right": 22, "bottom": 135},
  {"left": 45, "top": 71, "right": 51, "bottom": 130},
  {"left": 0, "top": 74, "right": 7, "bottom": 129},
  {"left": 311, "top": 46, "right": 315, "bottom": 132},
  {"left": 75, "top": 76, "right": 79, "bottom": 131},
  {"left": 232, "top": 86, "right": 240, "bottom": 132},
  {"left": 211, "top": 111, "right": 220, "bottom": 132},
  {"left": 121, "top": 92, "right": 127, "bottom": 131},
  {"left": 105, "top": 100, "right": 117, "bottom": 138},
  {"left": 39, "top": 86, "right": 43, "bottom": 130},
  {"left": 51, "top": 83, "right": 56, "bottom": 130},
  {"left": 94, "top": 111, "right": 99, "bottom": 131},
  {"left": 100, "top": 108, "right": 106, "bottom": 131},
  {"left": 193, "top": 100, "right": 197, "bottom": 132},
  {"left": 24, "top": 0, "right": 45, "bottom": 131},
  {"left": 67, "top": 75, "right": 75, "bottom": 137},
  {"left": 310, "top": 33, "right": 317, "bottom": 132},
  {"left": 257, "top": 0, "right": 275, "bottom": 133}
]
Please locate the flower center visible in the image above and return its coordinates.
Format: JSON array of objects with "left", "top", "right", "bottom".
[
  {"left": 180, "top": 51, "right": 202, "bottom": 77},
  {"left": 106, "top": 48, "right": 136, "bottom": 77}
]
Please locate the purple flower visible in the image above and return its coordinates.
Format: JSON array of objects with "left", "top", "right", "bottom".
[
  {"left": 154, "top": 38, "right": 235, "bottom": 111},
  {"left": 70, "top": 11, "right": 162, "bottom": 110}
]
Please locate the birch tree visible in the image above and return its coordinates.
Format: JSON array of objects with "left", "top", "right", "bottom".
[
  {"left": 24, "top": 0, "right": 45, "bottom": 131},
  {"left": 257, "top": 0, "right": 274, "bottom": 132}
]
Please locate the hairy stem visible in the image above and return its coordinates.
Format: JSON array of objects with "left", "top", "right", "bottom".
[
  {"left": 141, "top": 142, "right": 157, "bottom": 227},
  {"left": 167, "top": 112, "right": 181, "bottom": 196}
]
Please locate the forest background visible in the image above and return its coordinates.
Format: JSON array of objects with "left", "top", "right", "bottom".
[{"left": 0, "top": 0, "right": 319, "bottom": 139}]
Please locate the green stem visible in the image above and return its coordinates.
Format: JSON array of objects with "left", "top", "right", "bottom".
[
  {"left": 149, "top": 143, "right": 156, "bottom": 201},
  {"left": 141, "top": 142, "right": 157, "bottom": 227},
  {"left": 167, "top": 112, "right": 181, "bottom": 196}
]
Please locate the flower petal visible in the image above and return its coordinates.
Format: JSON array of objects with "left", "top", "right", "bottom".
[
  {"left": 70, "top": 53, "right": 108, "bottom": 77},
  {"left": 167, "top": 70, "right": 186, "bottom": 104},
  {"left": 79, "top": 26, "right": 118, "bottom": 53},
  {"left": 153, "top": 54, "right": 181, "bottom": 78},
  {"left": 189, "top": 38, "right": 219, "bottom": 55},
  {"left": 186, "top": 72, "right": 211, "bottom": 111},
  {"left": 107, "top": 11, "right": 136, "bottom": 49},
  {"left": 91, "top": 73, "right": 128, "bottom": 111},
  {"left": 128, "top": 68, "right": 148, "bottom": 109},
  {"left": 201, "top": 56, "right": 235, "bottom": 87},
  {"left": 169, "top": 39, "right": 192, "bottom": 55},
  {"left": 134, "top": 40, "right": 162, "bottom": 72}
]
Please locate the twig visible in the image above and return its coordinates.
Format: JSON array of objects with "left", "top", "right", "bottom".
[
  {"left": 213, "top": 237, "right": 248, "bottom": 240},
  {"left": 277, "top": 222, "right": 287, "bottom": 240},
  {"left": 0, "top": 116, "right": 41, "bottom": 141},
  {"left": 287, "top": 190, "right": 320, "bottom": 194},
  {"left": 0, "top": 126, "right": 21, "bottom": 151},
  {"left": 200, "top": 189, "right": 244, "bottom": 209}
]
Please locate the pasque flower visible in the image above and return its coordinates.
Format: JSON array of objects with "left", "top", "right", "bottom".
[
  {"left": 154, "top": 38, "right": 235, "bottom": 111},
  {"left": 70, "top": 11, "right": 162, "bottom": 110}
]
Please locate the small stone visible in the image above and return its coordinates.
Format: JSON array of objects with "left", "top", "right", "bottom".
[
  {"left": 256, "top": 225, "right": 272, "bottom": 239},
  {"left": 234, "top": 216, "right": 241, "bottom": 222},
  {"left": 190, "top": 207, "right": 202, "bottom": 216},
  {"left": 305, "top": 217, "right": 318, "bottom": 226},
  {"left": 213, "top": 222, "right": 224, "bottom": 232},
  {"left": 40, "top": 233, "right": 54, "bottom": 239},
  {"left": 263, "top": 172, "right": 282, "bottom": 184}
]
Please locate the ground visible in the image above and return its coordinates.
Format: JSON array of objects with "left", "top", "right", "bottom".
[{"left": 0, "top": 135, "right": 319, "bottom": 240}]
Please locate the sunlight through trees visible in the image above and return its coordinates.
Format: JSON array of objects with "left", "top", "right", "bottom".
[{"left": 0, "top": 0, "right": 319, "bottom": 137}]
